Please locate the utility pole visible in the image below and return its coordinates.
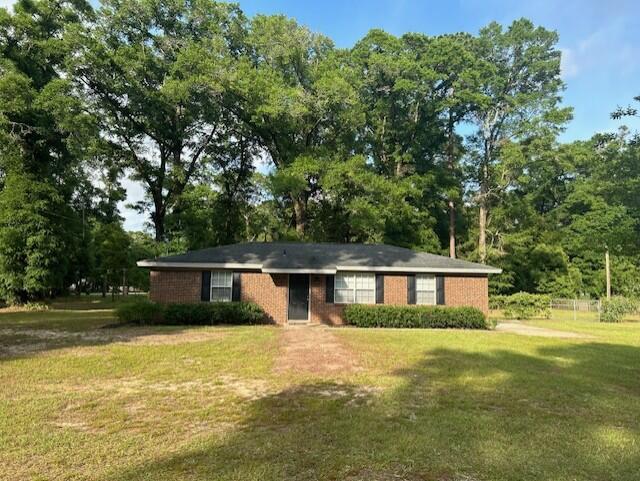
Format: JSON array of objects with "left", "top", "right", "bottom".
[{"left": 605, "top": 247, "right": 611, "bottom": 300}]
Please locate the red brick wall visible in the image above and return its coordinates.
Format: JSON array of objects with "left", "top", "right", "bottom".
[
  {"left": 148, "top": 270, "right": 489, "bottom": 323},
  {"left": 240, "top": 272, "right": 288, "bottom": 324},
  {"left": 383, "top": 274, "right": 408, "bottom": 305},
  {"left": 149, "top": 270, "right": 201, "bottom": 304},
  {"left": 310, "top": 275, "right": 345, "bottom": 325},
  {"left": 445, "top": 275, "right": 489, "bottom": 314}
]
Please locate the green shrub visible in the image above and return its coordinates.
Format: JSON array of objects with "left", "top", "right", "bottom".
[
  {"left": 600, "top": 296, "right": 638, "bottom": 323},
  {"left": 491, "top": 292, "right": 551, "bottom": 320},
  {"left": 163, "top": 302, "right": 265, "bottom": 325},
  {"left": 0, "top": 301, "right": 49, "bottom": 312},
  {"left": 489, "top": 295, "right": 507, "bottom": 310},
  {"left": 343, "top": 304, "right": 488, "bottom": 329},
  {"left": 23, "top": 301, "right": 50, "bottom": 311},
  {"left": 116, "top": 300, "right": 265, "bottom": 325},
  {"left": 163, "top": 303, "right": 213, "bottom": 325},
  {"left": 116, "top": 298, "right": 164, "bottom": 324}
]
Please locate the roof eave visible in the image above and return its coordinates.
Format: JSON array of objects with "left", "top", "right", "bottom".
[
  {"left": 136, "top": 261, "right": 263, "bottom": 270},
  {"left": 336, "top": 265, "right": 502, "bottom": 274},
  {"left": 137, "top": 260, "right": 501, "bottom": 275},
  {"left": 261, "top": 267, "right": 337, "bottom": 274}
]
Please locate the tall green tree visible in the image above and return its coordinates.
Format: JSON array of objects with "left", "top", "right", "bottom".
[
  {"left": 224, "top": 15, "right": 362, "bottom": 237},
  {"left": 310, "top": 155, "right": 439, "bottom": 248},
  {"left": 0, "top": 0, "right": 93, "bottom": 302},
  {"left": 466, "top": 19, "right": 571, "bottom": 263},
  {"left": 70, "top": 0, "right": 245, "bottom": 241},
  {"left": 351, "top": 30, "right": 443, "bottom": 178},
  {"left": 0, "top": 173, "right": 81, "bottom": 302}
]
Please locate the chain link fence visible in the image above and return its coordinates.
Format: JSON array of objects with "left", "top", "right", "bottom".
[{"left": 550, "top": 298, "right": 601, "bottom": 321}]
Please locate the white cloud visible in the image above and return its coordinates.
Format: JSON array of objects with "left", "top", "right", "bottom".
[
  {"left": 560, "top": 48, "right": 579, "bottom": 79},
  {"left": 559, "top": 18, "right": 640, "bottom": 81},
  {"left": 0, "top": 0, "right": 16, "bottom": 10}
]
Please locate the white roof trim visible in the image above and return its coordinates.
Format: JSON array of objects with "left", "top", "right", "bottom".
[
  {"left": 136, "top": 260, "right": 501, "bottom": 275},
  {"left": 262, "top": 268, "right": 337, "bottom": 274},
  {"left": 335, "top": 265, "right": 502, "bottom": 274},
  {"left": 136, "top": 261, "right": 263, "bottom": 269}
]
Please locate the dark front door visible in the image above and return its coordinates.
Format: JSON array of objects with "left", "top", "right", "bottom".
[{"left": 288, "top": 274, "right": 309, "bottom": 322}]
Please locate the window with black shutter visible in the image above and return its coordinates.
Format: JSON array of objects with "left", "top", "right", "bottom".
[
  {"left": 325, "top": 275, "right": 335, "bottom": 303},
  {"left": 407, "top": 274, "right": 416, "bottom": 304},
  {"left": 375, "top": 274, "right": 384, "bottom": 304},
  {"left": 232, "top": 272, "right": 241, "bottom": 301},
  {"left": 436, "top": 275, "right": 445, "bottom": 305},
  {"left": 201, "top": 271, "right": 211, "bottom": 302}
]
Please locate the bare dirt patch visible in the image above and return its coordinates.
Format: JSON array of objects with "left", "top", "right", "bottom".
[
  {"left": 117, "top": 329, "right": 226, "bottom": 346},
  {"left": 46, "top": 374, "right": 277, "bottom": 435},
  {"left": 274, "top": 325, "right": 361, "bottom": 375},
  {"left": 0, "top": 327, "right": 225, "bottom": 357},
  {"left": 51, "top": 375, "right": 276, "bottom": 401},
  {"left": 495, "top": 322, "right": 594, "bottom": 339}
]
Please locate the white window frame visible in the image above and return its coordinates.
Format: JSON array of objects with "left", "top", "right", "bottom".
[
  {"left": 334, "top": 272, "right": 376, "bottom": 305},
  {"left": 210, "top": 270, "right": 233, "bottom": 302},
  {"left": 416, "top": 274, "right": 436, "bottom": 305}
]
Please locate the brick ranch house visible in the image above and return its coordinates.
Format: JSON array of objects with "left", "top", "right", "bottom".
[{"left": 138, "top": 242, "right": 501, "bottom": 325}]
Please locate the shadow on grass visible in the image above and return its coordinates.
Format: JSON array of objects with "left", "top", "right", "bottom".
[
  {"left": 0, "top": 305, "right": 209, "bottom": 361},
  {"left": 100, "top": 341, "right": 640, "bottom": 481}
]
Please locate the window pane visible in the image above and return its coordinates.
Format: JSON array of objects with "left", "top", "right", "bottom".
[
  {"left": 416, "top": 290, "right": 435, "bottom": 305},
  {"left": 356, "top": 273, "right": 374, "bottom": 289},
  {"left": 335, "top": 288, "right": 353, "bottom": 304},
  {"left": 211, "top": 287, "right": 232, "bottom": 302},
  {"left": 212, "top": 270, "right": 232, "bottom": 287},
  {"left": 416, "top": 274, "right": 435, "bottom": 290},
  {"left": 355, "top": 289, "right": 374, "bottom": 304},
  {"left": 336, "top": 273, "right": 355, "bottom": 289}
]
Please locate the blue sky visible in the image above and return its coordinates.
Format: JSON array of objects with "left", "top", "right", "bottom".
[
  {"left": 237, "top": 0, "right": 640, "bottom": 141},
  {"left": 3, "top": 0, "right": 638, "bottom": 230}
]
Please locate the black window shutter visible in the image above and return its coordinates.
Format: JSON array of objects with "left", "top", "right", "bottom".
[
  {"left": 325, "top": 275, "right": 335, "bottom": 303},
  {"left": 436, "top": 275, "right": 445, "bottom": 305},
  {"left": 376, "top": 274, "right": 384, "bottom": 304},
  {"left": 232, "top": 272, "right": 241, "bottom": 302},
  {"left": 201, "top": 271, "right": 211, "bottom": 302},
  {"left": 407, "top": 274, "right": 416, "bottom": 305}
]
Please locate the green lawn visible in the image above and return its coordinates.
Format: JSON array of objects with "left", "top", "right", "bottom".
[
  {"left": 1, "top": 297, "right": 639, "bottom": 481},
  {"left": 490, "top": 308, "right": 640, "bottom": 323}
]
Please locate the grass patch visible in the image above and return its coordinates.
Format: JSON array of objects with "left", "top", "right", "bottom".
[{"left": 1, "top": 297, "right": 639, "bottom": 480}]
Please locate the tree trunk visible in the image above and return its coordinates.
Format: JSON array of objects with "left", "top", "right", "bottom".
[
  {"left": 448, "top": 200, "right": 456, "bottom": 258},
  {"left": 447, "top": 111, "right": 456, "bottom": 258},
  {"left": 478, "top": 153, "right": 490, "bottom": 264},
  {"left": 395, "top": 161, "right": 403, "bottom": 177},
  {"left": 478, "top": 201, "right": 487, "bottom": 264},
  {"left": 153, "top": 215, "right": 165, "bottom": 242},
  {"left": 292, "top": 195, "right": 306, "bottom": 237},
  {"left": 151, "top": 193, "right": 166, "bottom": 242}
]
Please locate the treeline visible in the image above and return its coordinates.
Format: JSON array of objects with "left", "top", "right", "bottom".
[{"left": 1, "top": 0, "right": 638, "bottom": 303}]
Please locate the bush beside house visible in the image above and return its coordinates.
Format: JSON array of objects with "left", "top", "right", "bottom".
[
  {"left": 344, "top": 304, "right": 489, "bottom": 329},
  {"left": 116, "top": 298, "right": 164, "bottom": 324},
  {"left": 116, "top": 298, "right": 265, "bottom": 325},
  {"left": 490, "top": 292, "right": 551, "bottom": 319}
]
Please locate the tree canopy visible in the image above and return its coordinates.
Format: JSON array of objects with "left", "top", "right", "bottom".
[{"left": 0, "top": 0, "right": 638, "bottom": 302}]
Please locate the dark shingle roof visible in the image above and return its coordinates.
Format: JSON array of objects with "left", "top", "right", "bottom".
[{"left": 138, "top": 242, "right": 501, "bottom": 274}]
